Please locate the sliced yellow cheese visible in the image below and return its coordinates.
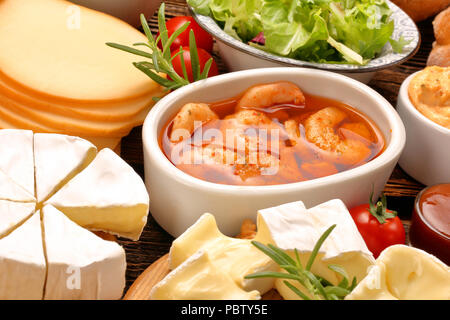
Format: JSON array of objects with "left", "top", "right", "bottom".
[
  {"left": 45, "top": 148, "right": 149, "bottom": 240},
  {"left": 169, "top": 213, "right": 277, "bottom": 295},
  {"left": 0, "top": 114, "right": 121, "bottom": 150},
  {"left": 0, "top": 0, "right": 160, "bottom": 102},
  {"left": 346, "top": 245, "right": 450, "bottom": 300},
  {"left": 151, "top": 250, "right": 261, "bottom": 300},
  {"left": 0, "top": 94, "right": 148, "bottom": 137},
  {"left": 0, "top": 80, "right": 162, "bottom": 122},
  {"left": 34, "top": 133, "right": 97, "bottom": 203}
]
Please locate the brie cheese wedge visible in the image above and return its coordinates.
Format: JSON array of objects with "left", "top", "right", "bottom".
[
  {"left": 346, "top": 245, "right": 450, "bottom": 300},
  {"left": 254, "top": 199, "right": 375, "bottom": 300},
  {"left": 0, "top": 129, "right": 34, "bottom": 196},
  {"left": 46, "top": 148, "right": 149, "bottom": 240},
  {"left": 169, "top": 213, "right": 277, "bottom": 295},
  {"left": 34, "top": 133, "right": 97, "bottom": 203},
  {"left": 0, "top": 212, "right": 46, "bottom": 300},
  {"left": 0, "top": 168, "right": 35, "bottom": 202},
  {"left": 151, "top": 250, "right": 261, "bottom": 300},
  {"left": 42, "top": 204, "right": 126, "bottom": 300},
  {"left": 0, "top": 200, "right": 35, "bottom": 238}
]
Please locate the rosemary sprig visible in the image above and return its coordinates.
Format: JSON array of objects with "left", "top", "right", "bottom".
[
  {"left": 245, "top": 224, "right": 357, "bottom": 300},
  {"left": 106, "top": 3, "right": 214, "bottom": 95}
]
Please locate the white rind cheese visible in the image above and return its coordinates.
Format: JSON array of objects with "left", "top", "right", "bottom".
[
  {"left": 151, "top": 250, "right": 261, "bottom": 300},
  {"left": 346, "top": 245, "right": 450, "bottom": 300},
  {"left": 0, "top": 129, "right": 34, "bottom": 196},
  {"left": 46, "top": 148, "right": 149, "bottom": 240},
  {"left": 0, "top": 212, "right": 46, "bottom": 300},
  {"left": 42, "top": 204, "right": 126, "bottom": 300},
  {"left": 34, "top": 133, "right": 97, "bottom": 203},
  {"left": 0, "top": 200, "right": 35, "bottom": 238},
  {"left": 169, "top": 213, "right": 277, "bottom": 295},
  {"left": 254, "top": 199, "right": 375, "bottom": 300},
  {"left": 0, "top": 169, "right": 35, "bottom": 202}
]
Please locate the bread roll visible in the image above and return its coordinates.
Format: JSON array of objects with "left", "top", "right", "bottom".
[
  {"left": 433, "top": 7, "right": 450, "bottom": 45},
  {"left": 427, "top": 44, "right": 450, "bottom": 67},
  {"left": 391, "top": 0, "right": 450, "bottom": 22}
]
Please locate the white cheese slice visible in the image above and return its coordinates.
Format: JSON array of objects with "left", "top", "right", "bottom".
[
  {"left": 46, "top": 148, "right": 149, "bottom": 240},
  {"left": 0, "top": 200, "right": 35, "bottom": 238},
  {"left": 254, "top": 199, "right": 375, "bottom": 300},
  {"left": 0, "top": 211, "right": 46, "bottom": 300},
  {"left": 0, "top": 168, "right": 35, "bottom": 202},
  {"left": 0, "top": 0, "right": 160, "bottom": 101},
  {"left": 346, "top": 245, "right": 450, "bottom": 300},
  {"left": 34, "top": 133, "right": 97, "bottom": 203},
  {"left": 0, "top": 129, "right": 34, "bottom": 196},
  {"left": 169, "top": 213, "right": 277, "bottom": 295},
  {"left": 151, "top": 250, "right": 261, "bottom": 300},
  {"left": 42, "top": 204, "right": 126, "bottom": 300}
]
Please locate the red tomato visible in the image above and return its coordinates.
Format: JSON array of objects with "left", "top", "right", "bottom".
[
  {"left": 157, "top": 16, "right": 214, "bottom": 53},
  {"left": 171, "top": 46, "right": 219, "bottom": 83},
  {"left": 349, "top": 194, "right": 405, "bottom": 258}
]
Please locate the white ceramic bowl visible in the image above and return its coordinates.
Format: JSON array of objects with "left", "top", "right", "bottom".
[
  {"left": 143, "top": 68, "right": 406, "bottom": 237},
  {"left": 70, "top": 0, "right": 162, "bottom": 27},
  {"left": 189, "top": 1, "right": 420, "bottom": 84},
  {"left": 397, "top": 72, "right": 450, "bottom": 186}
]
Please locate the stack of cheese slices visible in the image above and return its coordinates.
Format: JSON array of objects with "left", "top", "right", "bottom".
[
  {"left": 0, "top": 0, "right": 165, "bottom": 151},
  {"left": 0, "top": 129, "right": 150, "bottom": 299}
]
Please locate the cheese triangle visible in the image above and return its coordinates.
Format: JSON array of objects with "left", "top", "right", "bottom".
[
  {"left": 42, "top": 204, "right": 126, "bottom": 300},
  {"left": 0, "top": 0, "right": 160, "bottom": 101},
  {"left": 0, "top": 129, "right": 34, "bottom": 196},
  {"left": 151, "top": 250, "right": 261, "bottom": 300},
  {"left": 0, "top": 211, "right": 46, "bottom": 300},
  {"left": 0, "top": 200, "right": 35, "bottom": 239},
  {"left": 34, "top": 133, "right": 97, "bottom": 203},
  {"left": 46, "top": 148, "right": 149, "bottom": 240},
  {"left": 0, "top": 169, "right": 35, "bottom": 202}
]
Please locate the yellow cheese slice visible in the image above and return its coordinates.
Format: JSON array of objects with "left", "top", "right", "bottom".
[
  {"left": 0, "top": 96, "right": 148, "bottom": 137},
  {"left": 0, "top": 80, "right": 162, "bottom": 123},
  {"left": 0, "top": 116, "right": 121, "bottom": 150},
  {"left": 0, "top": 0, "right": 159, "bottom": 102}
]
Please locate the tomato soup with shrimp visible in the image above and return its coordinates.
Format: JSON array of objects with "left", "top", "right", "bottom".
[{"left": 160, "top": 82, "right": 385, "bottom": 186}]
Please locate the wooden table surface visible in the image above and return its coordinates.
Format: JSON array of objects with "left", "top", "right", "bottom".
[{"left": 118, "top": 0, "right": 432, "bottom": 291}]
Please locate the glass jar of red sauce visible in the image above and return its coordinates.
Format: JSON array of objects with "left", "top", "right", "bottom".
[{"left": 409, "top": 184, "right": 450, "bottom": 265}]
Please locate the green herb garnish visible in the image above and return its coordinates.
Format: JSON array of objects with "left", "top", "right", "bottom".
[
  {"left": 106, "top": 3, "right": 214, "bottom": 95},
  {"left": 245, "top": 224, "right": 357, "bottom": 300}
]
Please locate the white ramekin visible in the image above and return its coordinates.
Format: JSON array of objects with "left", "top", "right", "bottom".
[
  {"left": 143, "top": 68, "right": 406, "bottom": 237},
  {"left": 397, "top": 72, "right": 450, "bottom": 186}
]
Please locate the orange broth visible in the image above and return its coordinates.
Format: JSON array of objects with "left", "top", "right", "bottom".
[{"left": 160, "top": 91, "right": 385, "bottom": 186}]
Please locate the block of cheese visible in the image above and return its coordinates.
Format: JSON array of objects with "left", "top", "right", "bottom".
[
  {"left": 0, "top": 201, "right": 35, "bottom": 238},
  {"left": 34, "top": 133, "right": 97, "bottom": 203},
  {"left": 42, "top": 204, "right": 126, "bottom": 300},
  {"left": 0, "top": 129, "right": 34, "bottom": 196},
  {"left": 0, "top": 169, "right": 35, "bottom": 202},
  {"left": 169, "top": 213, "right": 278, "bottom": 295},
  {"left": 346, "top": 245, "right": 450, "bottom": 300},
  {"left": 151, "top": 250, "right": 261, "bottom": 300},
  {"left": 0, "top": 79, "right": 160, "bottom": 122},
  {"left": 254, "top": 199, "right": 375, "bottom": 300},
  {"left": 46, "top": 148, "right": 149, "bottom": 240},
  {"left": 0, "top": 212, "right": 46, "bottom": 300},
  {"left": 0, "top": 0, "right": 160, "bottom": 102}
]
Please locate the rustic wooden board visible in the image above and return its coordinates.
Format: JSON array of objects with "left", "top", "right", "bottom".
[{"left": 118, "top": 0, "right": 435, "bottom": 293}]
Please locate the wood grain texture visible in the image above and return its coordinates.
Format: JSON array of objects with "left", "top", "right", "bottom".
[{"left": 118, "top": 0, "right": 435, "bottom": 293}]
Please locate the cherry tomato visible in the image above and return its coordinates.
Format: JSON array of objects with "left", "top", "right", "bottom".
[
  {"left": 157, "top": 16, "right": 214, "bottom": 53},
  {"left": 349, "top": 194, "right": 405, "bottom": 258},
  {"left": 171, "top": 46, "right": 219, "bottom": 83}
]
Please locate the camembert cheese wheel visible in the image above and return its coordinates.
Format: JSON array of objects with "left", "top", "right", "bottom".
[{"left": 0, "top": 129, "right": 149, "bottom": 299}]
